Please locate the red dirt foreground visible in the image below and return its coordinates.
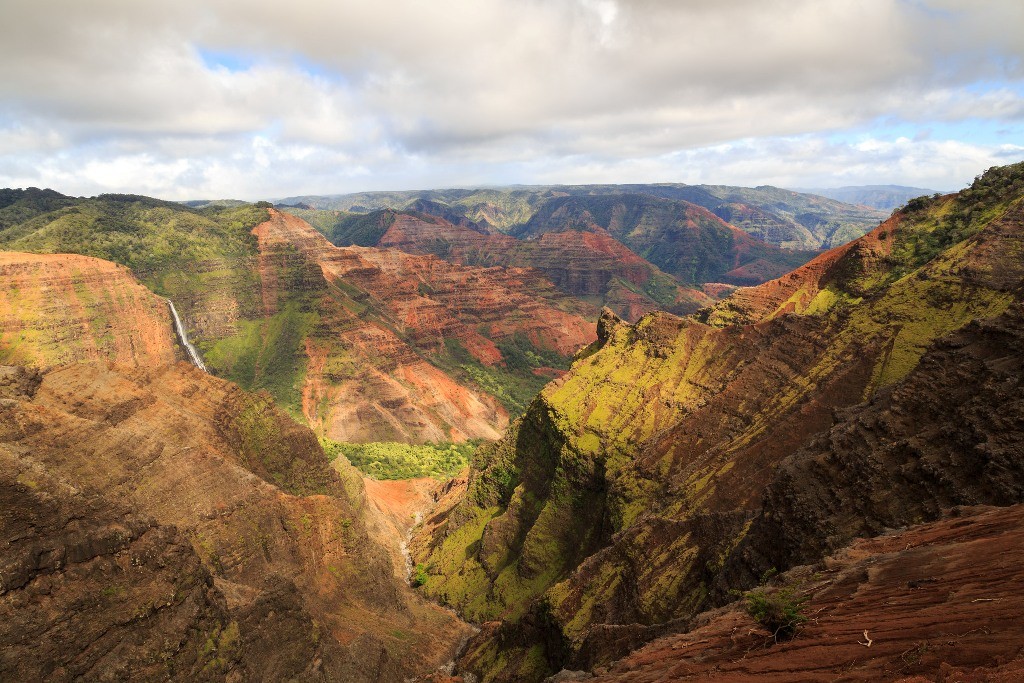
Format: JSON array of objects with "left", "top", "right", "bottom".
[{"left": 567, "top": 504, "right": 1024, "bottom": 682}]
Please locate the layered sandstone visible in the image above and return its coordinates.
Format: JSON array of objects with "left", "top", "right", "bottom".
[
  {"left": 252, "top": 209, "right": 597, "bottom": 442},
  {"left": 337, "top": 210, "right": 710, "bottom": 321},
  {"left": 0, "top": 252, "right": 177, "bottom": 368}
]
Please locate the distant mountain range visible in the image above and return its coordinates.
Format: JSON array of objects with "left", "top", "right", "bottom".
[
  {"left": 277, "top": 182, "right": 887, "bottom": 250},
  {"left": 794, "top": 184, "right": 941, "bottom": 210}
]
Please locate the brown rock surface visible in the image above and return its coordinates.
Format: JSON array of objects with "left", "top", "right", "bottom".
[
  {"left": 259, "top": 209, "right": 594, "bottom": 357},
  {"left": 0, "top": 462, "right": 236, "bottom": 681},
  {"left": 572, "top": 504, "right": 1024, "bottom": 682},
  {"left": 0, "top": 361, "right": 473, "bottom": 681}
]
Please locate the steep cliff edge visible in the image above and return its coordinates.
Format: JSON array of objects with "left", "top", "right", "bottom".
[
  {"left": 0, "top": 362, "right": 473, "bottom": 681},
  {"left": 414, "top": 163, "right": 1024, "bottom": 681}
]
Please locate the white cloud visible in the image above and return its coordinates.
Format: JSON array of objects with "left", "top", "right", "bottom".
[{"left": 0, "top": 0, "right": 1021, "bottom": 197}]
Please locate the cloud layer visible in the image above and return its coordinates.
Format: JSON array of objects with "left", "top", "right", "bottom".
[{"left": 1, "top": 0, "right": 1022, "bottom": 197}]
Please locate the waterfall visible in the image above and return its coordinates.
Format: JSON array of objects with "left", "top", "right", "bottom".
[{"left": 166, "top": 299, "right": 208, "bottom": 372}]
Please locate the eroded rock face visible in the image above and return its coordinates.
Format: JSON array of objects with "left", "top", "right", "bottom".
[
  {"left": 0, "top": 361, "right": 473, "bottom": 682},
  {"left": 0, "top": 365, "right": 40, "bottom": 401},
  {"left": 562, "top": 504, "right": 1024, "bottom": 682},
  {"left": 720, "top": 304, "right": 1024, "bottom": 592},
  {"left": 253, "top": 209, "right": 598, "bottom": 442},
  {"left": 331, "top": 209, "right": 711, "bottom": 321},
  {"left": 0, "top": 252, "right": 178, "bottom": 368},
  {"left": 0, "top": 469, "right": 234, "bottom": 682}
]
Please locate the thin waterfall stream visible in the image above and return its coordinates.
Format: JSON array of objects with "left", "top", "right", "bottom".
[{"left": 167, "top": 299, "right": 208, "bottom": 372}]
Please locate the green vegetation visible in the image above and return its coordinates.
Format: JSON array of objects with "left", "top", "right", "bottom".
[
  {"left": 435, "top": 336, "right": 569, "bottom": 416},
  {"left": 204, "top": 302, "right": 317, "bottom": 416},
  {"left": 0, "top": 195, "right": 267, "bottom": 291},
  {"left": 411, "top": 563, "right": 429, "bottom": 587},
  {"left": 0, "top": 188, "right": 78, "bottom": 231},
  {"left": 745, "top": 586, "right": 808, "bottom": 641},
  {"left": 885, "top": 162, "right": 1024, "bottom": 283},
  {"left": 288, "top": 207, "right": 396, "bottom": 246},
  {"left": 228, "top": 394, "right": 335, "bottom": 496},
  {"left": 199, "top": 621, "right": 240, "bottom": 674},
  {"left": 321, "top": 438, "right": 477, "bottom": 480}
]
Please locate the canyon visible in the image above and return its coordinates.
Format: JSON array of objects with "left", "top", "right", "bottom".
[
  {"left": 412, "top": 162, "right": 1024, "bottom": 681},
  {"left": 297, "top": 207, "right": 714, "bottom": 321},
  {"left": 0, "top": 193, "right": 598, "bottom": 443},
  {"left": 1, "top": 163, "right": 1022, "bottom": 682}
]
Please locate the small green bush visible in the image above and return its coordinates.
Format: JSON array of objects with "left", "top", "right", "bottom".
[
  {"left": 411, "top": 563, "right": 429, "bottom": 587},
  {"left": 745, "top": 587, "right": 808, "bottom": 640}
]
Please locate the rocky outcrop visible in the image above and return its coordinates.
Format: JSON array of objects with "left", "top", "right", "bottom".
[
  {"left": 0, "top": 465, "right": 236, "bottom": 682},
  {"left": 0, "top": 252, "right": 178, "bottom": 368},
  {"left": 556, "top": 504, "right": 1024, "bottom": 682},
  {"left": 0, "top": 361, "right": 473, "bottom": 681}
]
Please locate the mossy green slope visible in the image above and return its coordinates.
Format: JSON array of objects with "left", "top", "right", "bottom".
[
  {"left": 416, "top": 162, "right": 1024, "bottom": 682},
  {"left": 0, "top": 193, "right": 266, "bottom": 297}
]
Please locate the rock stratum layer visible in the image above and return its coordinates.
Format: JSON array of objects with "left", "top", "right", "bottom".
[
  {"left": 0, "top": 251, "right": 177, "bottom": 368},
  {"left": 0, "top": 361, "right": 471, "bottom": 682},
  {"left": 415, "top": 163, "right": 1024, "bottom": 681},
  {"left": 249, "top": 208, "right": 596, "bottom": 441},
  {"left": 302, "top": 207, "right": 714, "bottom": 321}
]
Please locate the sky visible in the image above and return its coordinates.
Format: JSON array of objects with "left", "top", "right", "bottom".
[{"left": 0, "top": 0, "right": 1022, "bottom": 200}]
